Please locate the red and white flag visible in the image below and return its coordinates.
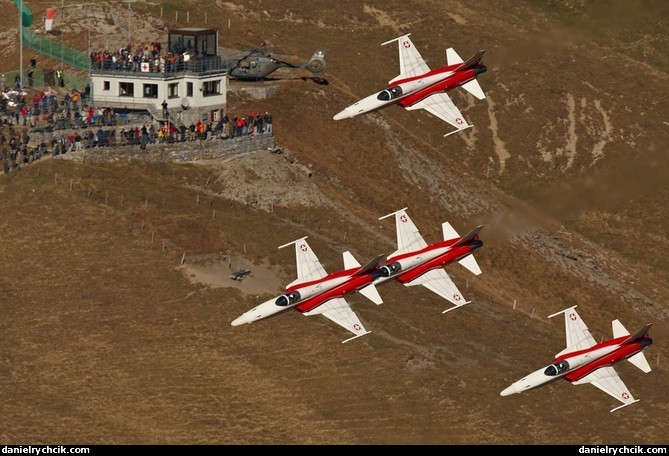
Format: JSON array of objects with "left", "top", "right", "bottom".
[{"left": 45, "top": 8, "right": 57, "bottom": 31}]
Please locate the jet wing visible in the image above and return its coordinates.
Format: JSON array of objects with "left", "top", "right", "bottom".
[
  {"left": 302, "top": 297, "right": 371, "bottom": 344},
  {"left": 279, "top": 237, "right": 328, "bottom": 288},
  {"left": 405, "top": 92, "right": 472, "bottom": 137},
  {"left": 549, "top": 306, "right": 597, "bottom": 357},
  {"left": 383, "top": 34, "right": 431, "bottom": 84},
  {"left": 382, "top": 207, "right": 427, "bottom": 257},
  {"left": 404, "top": 268, "right": 470, "bottom": 313},
  {"left": 573, "top": 366, "right": 639, "bottom": 412}
]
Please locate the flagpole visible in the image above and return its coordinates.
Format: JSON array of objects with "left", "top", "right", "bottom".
[{"left": 19, "top": 0, "right": 23, "bottom": 89}]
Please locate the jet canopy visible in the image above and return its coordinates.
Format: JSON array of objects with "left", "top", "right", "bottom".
[
  {"left": 377, "top": 86, "right": 403, "bottom": 101},
  {"left": 380, "top": 261, "right": 402, "bottom": 277},
  {"left": 275, "top": 291, "right": 301, "bottom": 307},
  {"left": 544, "top": 360, "right": 570, "bottom": 376}
]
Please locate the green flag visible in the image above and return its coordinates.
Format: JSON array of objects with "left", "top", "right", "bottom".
[{"left": 22, "top": 11, "right": 33, "bottom": 27}]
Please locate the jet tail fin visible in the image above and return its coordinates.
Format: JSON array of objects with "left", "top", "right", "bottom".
[
  {"left": 446, "top": 48, "right": 464, "bottom": 66},
  {"left": 612, "top": 319, "right": 630, "bottom": 339},
  {"left": 453, "top": 50, "right": 486, "bottom": 100},
  {"left": 359, "top": 283, "right": 383, "bottom": 305},
  {"left": 628, "top": 351, "right": 652, "bottom": 374},
  {"left": 344, "top": 252, "right": 385, "bottom": 276},
  {"left": 442, "top": 222, "right": 460, "bottom": 241},
  {"left": 452, "top": 225, "right": 484, "bottom": 248},
  {"left": 461, "top": 79, "right": 486, "bottom": 100},
  {"left": 442, "top": 223, "right": 483, "bottom": 275},
  {"left": 454, "top": 50, "right": 486, "bottom": 72},
  {"left": 458, "top": 255, "right": 482, "bottom": 276},
  {"left": 620, "top": 323, "right": 652, "bottom": 345},
  {"left": 342, "top": 251, "right": 384, "bottom": 305},
  {"left": 613, "top": 320, "right": 653, "bottom": 373}
]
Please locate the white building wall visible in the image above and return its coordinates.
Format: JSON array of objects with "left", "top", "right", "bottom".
[{"left": 90, "top": 72, "right": 227, "bottom": 121}]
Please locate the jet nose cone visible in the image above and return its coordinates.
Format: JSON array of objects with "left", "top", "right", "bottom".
[
  {"left": 500, "top": 384, "right": 517, "bottom": 397},
  {"left": 333, "top": 109, "right": 349, "bottom": 121},
  {"left": 231, "top": 315, "right": 249, "bottom": 326}
]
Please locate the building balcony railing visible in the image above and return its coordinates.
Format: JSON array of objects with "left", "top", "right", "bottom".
[{"left": 90, "top": 56, "right": 228, "bottom": 79}]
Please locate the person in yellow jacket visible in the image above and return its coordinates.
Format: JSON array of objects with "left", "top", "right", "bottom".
[{"left": 56, "top": 68, "right": 64, "bottom": 87}]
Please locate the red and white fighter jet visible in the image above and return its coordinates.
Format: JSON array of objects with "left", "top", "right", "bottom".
[
  {"left": 231, "top": 237, "right": 385, "bottom": 343},
  {"left": 333, "top": 33, "right": 487, "bottom": 137},
  {"left": 374, "top": 208, "right": 483, "bottom": 313},
  {"left": 501, "top": 305, "right": 654, "bottom": 412}
]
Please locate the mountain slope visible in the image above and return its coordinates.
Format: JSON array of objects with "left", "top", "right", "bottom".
[{"left": 1, "top": 0, "right": 667, "bottom": 444}]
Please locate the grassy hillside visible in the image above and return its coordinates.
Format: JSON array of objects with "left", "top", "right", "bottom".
[{"left": 1, "top": 0, "right": 668, "bottom": 444}]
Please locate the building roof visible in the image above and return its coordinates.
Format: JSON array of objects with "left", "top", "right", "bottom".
[{"left": 169, "top": 28, "right": 217, "bottom": 34}]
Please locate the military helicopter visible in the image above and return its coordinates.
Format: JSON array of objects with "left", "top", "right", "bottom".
[{"left": 225, "top": 49, "right": 326, "bottom": 81}]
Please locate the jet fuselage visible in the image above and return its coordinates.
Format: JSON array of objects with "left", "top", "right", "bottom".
[
  {"left": 500, "top": 335, "right": 653, "bottom": 396},
  {"left": 231, "top": 266, "right": 382, "bottom": 325},
  {"left": 375, "top": 238, "right": 483, "bottom": 286},
  {"left": 333, "top": 64, "right": 486, "bottom": 120}
]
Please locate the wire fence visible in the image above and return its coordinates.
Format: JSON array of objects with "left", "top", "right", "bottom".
[
  {"left": 22, "top": 28, "right": 90, "bottom": 70},
  {"left": 3, "top": 69, "right": 89, "bottom": 92}
]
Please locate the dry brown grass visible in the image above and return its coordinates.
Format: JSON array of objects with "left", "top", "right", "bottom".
[{"left": 1, "top": 0, "right": 668, "bottom": 445}]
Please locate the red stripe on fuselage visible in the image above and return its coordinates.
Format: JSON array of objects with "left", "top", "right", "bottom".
[
  {"left": 562, "top": 342, "right": 645, "bottom": 382},
  {"left": 391, "top": 243, "right": 476, "bottom": 284},
  {"left": 391, "top": 65, "right": 459, "bottom": 86},
  {"left": 555, "top": 337, "right": 626, "bottom": 362},
  {"left": 294, "top": 273, "right": 375, "bottom": 313},
  {"left": 285, "top": 267, "right": 360, "bottom": 293},
  {"left": 396, "top": 69, "right": 478, "bottom": 108}
]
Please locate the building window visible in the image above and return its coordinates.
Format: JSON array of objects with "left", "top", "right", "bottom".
[
  {"left": 103, "top": 81, "right": 110, "bottom": 91},
  {"left": 119, "top": 82, "right": 134, "bottom": 97},
  {"left": 168, "top": 82, "right": 179, "bottom": 99},
  {"left": 202, "top": 80, "right": 220, "bottom": 96},
  {"left": 186, "top": 82, "right": 193, "bottom": 97},
  {"left": 143, "top": 83, "right": 158, "bottom": 98}
]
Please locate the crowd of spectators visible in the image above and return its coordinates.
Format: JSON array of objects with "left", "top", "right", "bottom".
[
  {"left": 1, "top": 84, "right": 275, "bottom": 175},
  {"left": 90, "top": 42, "right": 218, "bottom": 74},
  {"left": 2, "top": 49, "right": 275, "bottom": 175},
  {"left": 2, "top": 80, "right": 272, "bottom": 134}
]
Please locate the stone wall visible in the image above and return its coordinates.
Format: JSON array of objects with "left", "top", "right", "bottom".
[{"left": 64, "top": 133, "right": 276, "bottom": 163}]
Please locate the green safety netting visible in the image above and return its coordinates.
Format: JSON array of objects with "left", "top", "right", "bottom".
[{"left": 13, "top": 0, "right": 89, "bottom": 70}]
